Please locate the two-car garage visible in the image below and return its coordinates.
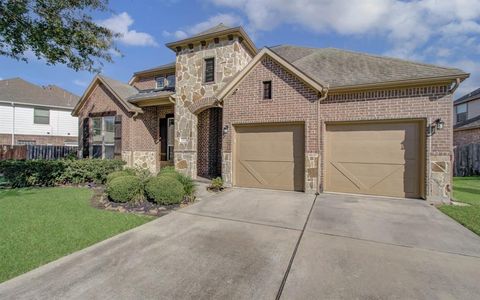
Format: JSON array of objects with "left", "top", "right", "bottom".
[{"left": 232, "top": 120, "right": 425, "bottom": 199}]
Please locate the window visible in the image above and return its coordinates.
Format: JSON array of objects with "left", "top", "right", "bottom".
[
  {"left": 204, "top": 58, "right": 215, "bottom": 83},
  {"left": 456, "top": 103, "right": 468, "bottom": 123},
  {"left": 91, "top": 116, "right": 115, "bottom": 159},
  {"left": 263, "top": 81, "right": 272, "bottom": 99},
  {"left": 166, "top": 74, "right": 176, "bottom": 88},
  {"left": 34, "top": 108, "right": 50, "bottom": 124},
  {"left": 155, "top": 76, "right": 165, "bottom": 89}
]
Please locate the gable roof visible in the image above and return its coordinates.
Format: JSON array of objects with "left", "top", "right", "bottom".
[
  {"left": 132, "top": 62, "right": 176, "bottom": 77},
  {"left": 0, "top": 77, "right": 79, "bottom": 109},
  {"left": 217, "top": 47, "right": 326, "bottom": 101},
  {"left": 454, "top": 88, "right": 480, "bottom": 105},
  {"left": 72, "top": 75, "right": 142, "bottom": 116},
  {"left": 271, "top": 45, "right": 469, "bottom": 91},
  {"left": 454, "top": 115, "right": 480, "bottom": 131},
  {"left": 191, "top": 23, "right": 231, "bottom": 37}
]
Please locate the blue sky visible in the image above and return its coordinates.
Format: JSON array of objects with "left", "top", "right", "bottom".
[{"left": 1, "top": 0, "right": 479, "bottom": 97}]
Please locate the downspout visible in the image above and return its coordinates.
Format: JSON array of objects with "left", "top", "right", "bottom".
[
  {"left": 317, "top": 86, "right": 329, "bottom": 194},
  {"left": 11, "top": 102, "right": 15, "bottom": 146},
  {"left": 448, "top": 78, "right": 461, "bottom": 94}
]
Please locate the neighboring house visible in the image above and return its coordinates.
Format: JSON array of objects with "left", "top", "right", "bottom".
[
  {"left": 0, "top": 78, "right": 79, "bottom": 146},
  {"left": 72, "top": 24, "right": 469, "bottom": 203},
  {"left": 453, "top": 88, "right": 480, "bottom": 147}
]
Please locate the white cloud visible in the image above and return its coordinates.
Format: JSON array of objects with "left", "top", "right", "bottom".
[
  {"left": 73, "top": 79, "right": 88, "bottom": 87},
  {"left": 210, "top": 0, "right": 480, "bottom": 95},
  {"left": 98, "top": 12, "right": 158, "bottom": 47},
  {"left": 164, "top": 13, "right": 242, "bottom": 41}
]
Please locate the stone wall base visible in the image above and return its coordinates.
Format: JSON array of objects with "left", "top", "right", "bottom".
[
  {"left": 427, "top": 155, "right": 452, "bottom": 205},
  {"left": 305, "top": 153, "right": 319, "bottom": 194},
  {"left": 175, "top": 151, "right": 197, "bottom": 179},
  {"left": 121, "top": 150, "right": 157, "bottom": 174}
]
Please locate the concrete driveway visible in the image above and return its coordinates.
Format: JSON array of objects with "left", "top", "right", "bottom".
[{"left": 1, "top": 189, "right": 480, "bottom": 299}]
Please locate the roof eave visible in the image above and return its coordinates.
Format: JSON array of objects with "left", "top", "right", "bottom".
[
  {"left": 165, "top": 27, "right": 257, "bottom": 56},
  {"left": 328, "top": 73, "right": 470, "bottom": 93}
]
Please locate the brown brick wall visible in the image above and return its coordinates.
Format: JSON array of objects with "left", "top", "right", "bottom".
[
  {"left": 0, "top": 134, "right": 77, "bottom": 146},
  {"left": 77, "top": 82, "right": 174, "bottom": 168},
  {"left": 223, "top": 55, "right": 453, "bottom": 200},
  {"left": 454, "top": 128, "right": 480, "bottom": 147},
  {"left": 223, "top": 56, "right": 319, "bottom": 153},
  {"left": 133, "top": 76, "right": 156, "bottom": 90},
  {"left": 197, "top": 107, "right": 222, "bottom": 178}
]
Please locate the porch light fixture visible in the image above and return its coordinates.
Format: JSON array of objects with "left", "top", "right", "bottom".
[
  {"left": 223, "top": 125, "right": 229, "bottom": 135},
  {"left": 427, "top": 118, "right": 445, "bottom": 136}
]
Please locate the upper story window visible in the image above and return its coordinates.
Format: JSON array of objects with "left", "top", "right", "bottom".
[
  {"left": 456, "top": 103, "right": 468, "bottom": 123},
  {"left": 263, "top": 81, "right": 272, "bottom": 99},
  {"left": 155, "top": 76, "right": 165, "bottom": 89},
  {"left": 204, "top": 58, "right": 215, "bottom": 83},
  {"left": 34, "top": 108, "right": 50, "bottom": 124},
  {"left": 156, "top": 74, "right": 176, "bottom": 90}
]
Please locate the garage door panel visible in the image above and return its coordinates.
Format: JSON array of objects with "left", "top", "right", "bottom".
[
  {"left": 235, "top": 124, "right": 304, "bottom": 191},
  {"left": 326, "top": 121, "right": 423, "bottom": 198}
]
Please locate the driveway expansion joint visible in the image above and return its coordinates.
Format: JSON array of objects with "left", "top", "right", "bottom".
[
  {"left": 305, "top": 229, "right": 480, "bottom": 259},
  {"left": 276, "top": 194, "right": 317, "bottom": 300},
  {"left": 175, "top": 211, "right": 303, "bottom": 232}
]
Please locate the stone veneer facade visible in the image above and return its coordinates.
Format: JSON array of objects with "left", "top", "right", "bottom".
[{"left": 174, "top": 37, "right": 252, "bottom": 178}]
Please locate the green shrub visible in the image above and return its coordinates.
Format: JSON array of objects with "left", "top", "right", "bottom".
[
  {"left": 60, "top": 159, "right": 125, "bottom": 184},
  {"left": 0, "top": 159, "right": 125, "bottom": 187},
  {"left": 0, "top": 160, "right": 65, "bottom": 187},
  {"left": 106, "top": 175, "right": 143, "bottom": 203},
  {"left": 209, "top": 177, "right": 224, "bottom": 191},
  {"left": 145, "top": 176, "right": 185, "bottom": 205},
  {"left": 159, "top": 167, "right": 195, "bottom": 196},
  {"left": 106, "top": 169, "right": 135, "bottom": 183}
]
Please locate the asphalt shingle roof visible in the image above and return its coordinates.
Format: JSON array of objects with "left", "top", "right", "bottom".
[
  {"left": 0, "top": 78, "right": 79, "bottom": 108},
  {"left": 270, "top": 45, "right": 468, "bottom": 88},
  {"left": 133, "top": 62, "right": 176, "bottom": 76},
  {"left": 454, "top": 88, "right": 480, "bottom": 105},
  {"left": 128, "top": 89, "right": 174, "bottom": 103},
  {"left": 454, "top": 115, "right": 480, "bottom": 130}
]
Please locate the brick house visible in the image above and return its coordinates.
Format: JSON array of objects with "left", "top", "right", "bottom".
[
  {"left": 72, "top": 24, "right": 469, "bottom": 203},
  {"left": 453, "top": 88, "right": 480, "bottom": 147}
]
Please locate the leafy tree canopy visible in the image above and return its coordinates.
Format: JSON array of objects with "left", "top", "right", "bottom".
[{"left": 0, "top": 0, "right": 119, "bottom": 72}]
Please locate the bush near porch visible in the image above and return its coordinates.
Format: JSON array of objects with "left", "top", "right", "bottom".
[{"left": 439, "top": 177, "right": 480, "bottom": 236}]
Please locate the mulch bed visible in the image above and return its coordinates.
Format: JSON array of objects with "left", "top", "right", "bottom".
[{"left": 89, "top": 185, "right": 194, "bottom": 217}]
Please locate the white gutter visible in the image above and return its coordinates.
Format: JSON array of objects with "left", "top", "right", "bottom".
[{"left": 11, "top": 102, "right": 15, "bottom": 146}]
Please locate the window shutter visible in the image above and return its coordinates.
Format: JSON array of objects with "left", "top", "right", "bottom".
[
  {"left": 82, "top": 118, "right": 90, "bottom": 158},
  {"left": 205, "top": 58, "right": 215, "bottom": 83},
  {"left": 114, "top": 115, "right": 122, "bottom": 158}
]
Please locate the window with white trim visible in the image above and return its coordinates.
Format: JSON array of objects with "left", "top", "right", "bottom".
[
  {"left": 91, "top": 116, "right": 115, "bottom": 159},
  {"left": 34, "top": 108, "right": 50, "bottom": 124},
  {"left": 155, "top": 76, "right": 166, "bottom": 89}
]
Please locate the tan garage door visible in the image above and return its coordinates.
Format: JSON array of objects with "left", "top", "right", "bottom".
[
  {"left": 325, "top": 121, "right": 424, "bottom": 198},
  {"left": 235, "top": 124, "right": 304, "bottom": 191}
]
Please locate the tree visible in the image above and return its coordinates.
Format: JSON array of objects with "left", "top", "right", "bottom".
[{"left": 0, "top": 0, "right": 119, "bottom": 72}]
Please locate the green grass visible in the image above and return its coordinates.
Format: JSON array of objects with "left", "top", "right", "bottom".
[
  {"left": 0, "top": 187, "right": 153, "bottom": 283},
  {"left": 439, "top": 177, "right": 480, "bottom": 236}
]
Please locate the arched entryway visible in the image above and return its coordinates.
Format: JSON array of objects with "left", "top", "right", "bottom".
[{"left": 197, "top": 107, "right": 222, "bottom": 179}]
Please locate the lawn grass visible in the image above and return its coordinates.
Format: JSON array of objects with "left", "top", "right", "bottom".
[
  {"left": 0, "top": 187, "right": 153, "bottom": 283},
  {"left": 439, "top": 176, "right": 480, "bottom": 236}
]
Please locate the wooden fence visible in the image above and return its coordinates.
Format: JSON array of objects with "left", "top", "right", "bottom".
[
  {"left": 454, "top": 143, "right": 480, "bottom": 176},
  {"left": 0, "top": 145, "right": 78, "bottom": 160}
]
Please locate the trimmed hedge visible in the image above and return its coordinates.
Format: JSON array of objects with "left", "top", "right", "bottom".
[
  {"left": 158, "top": 167, "right": 195, "bottom": 196},
  {"left": 0, "top": 159, "right": 125, "bottom": 188},
  {"left": 145, "top": 176, "right": 185, "bottom": 205},
  {"left": 106, "top": 169, "right": 136, "bottom": 184},
  {"left": 106, "top": 176, "right": 143, "bottom": 203}
]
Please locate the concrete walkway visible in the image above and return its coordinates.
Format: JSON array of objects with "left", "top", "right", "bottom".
[{"left": 1, "top": 189, "right": 480, "bottom": 299}]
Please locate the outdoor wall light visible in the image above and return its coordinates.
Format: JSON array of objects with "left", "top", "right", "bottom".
[
  {"left": 223, "top": 125, "right": 229, "bottom": 135},
  {"left": 427, "top": 118, "right": 445, "bottom": 136}
]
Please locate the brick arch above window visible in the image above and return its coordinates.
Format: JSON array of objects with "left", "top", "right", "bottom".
[{"left": 187, "top": 96, "right": 222, "bottom": 114}]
